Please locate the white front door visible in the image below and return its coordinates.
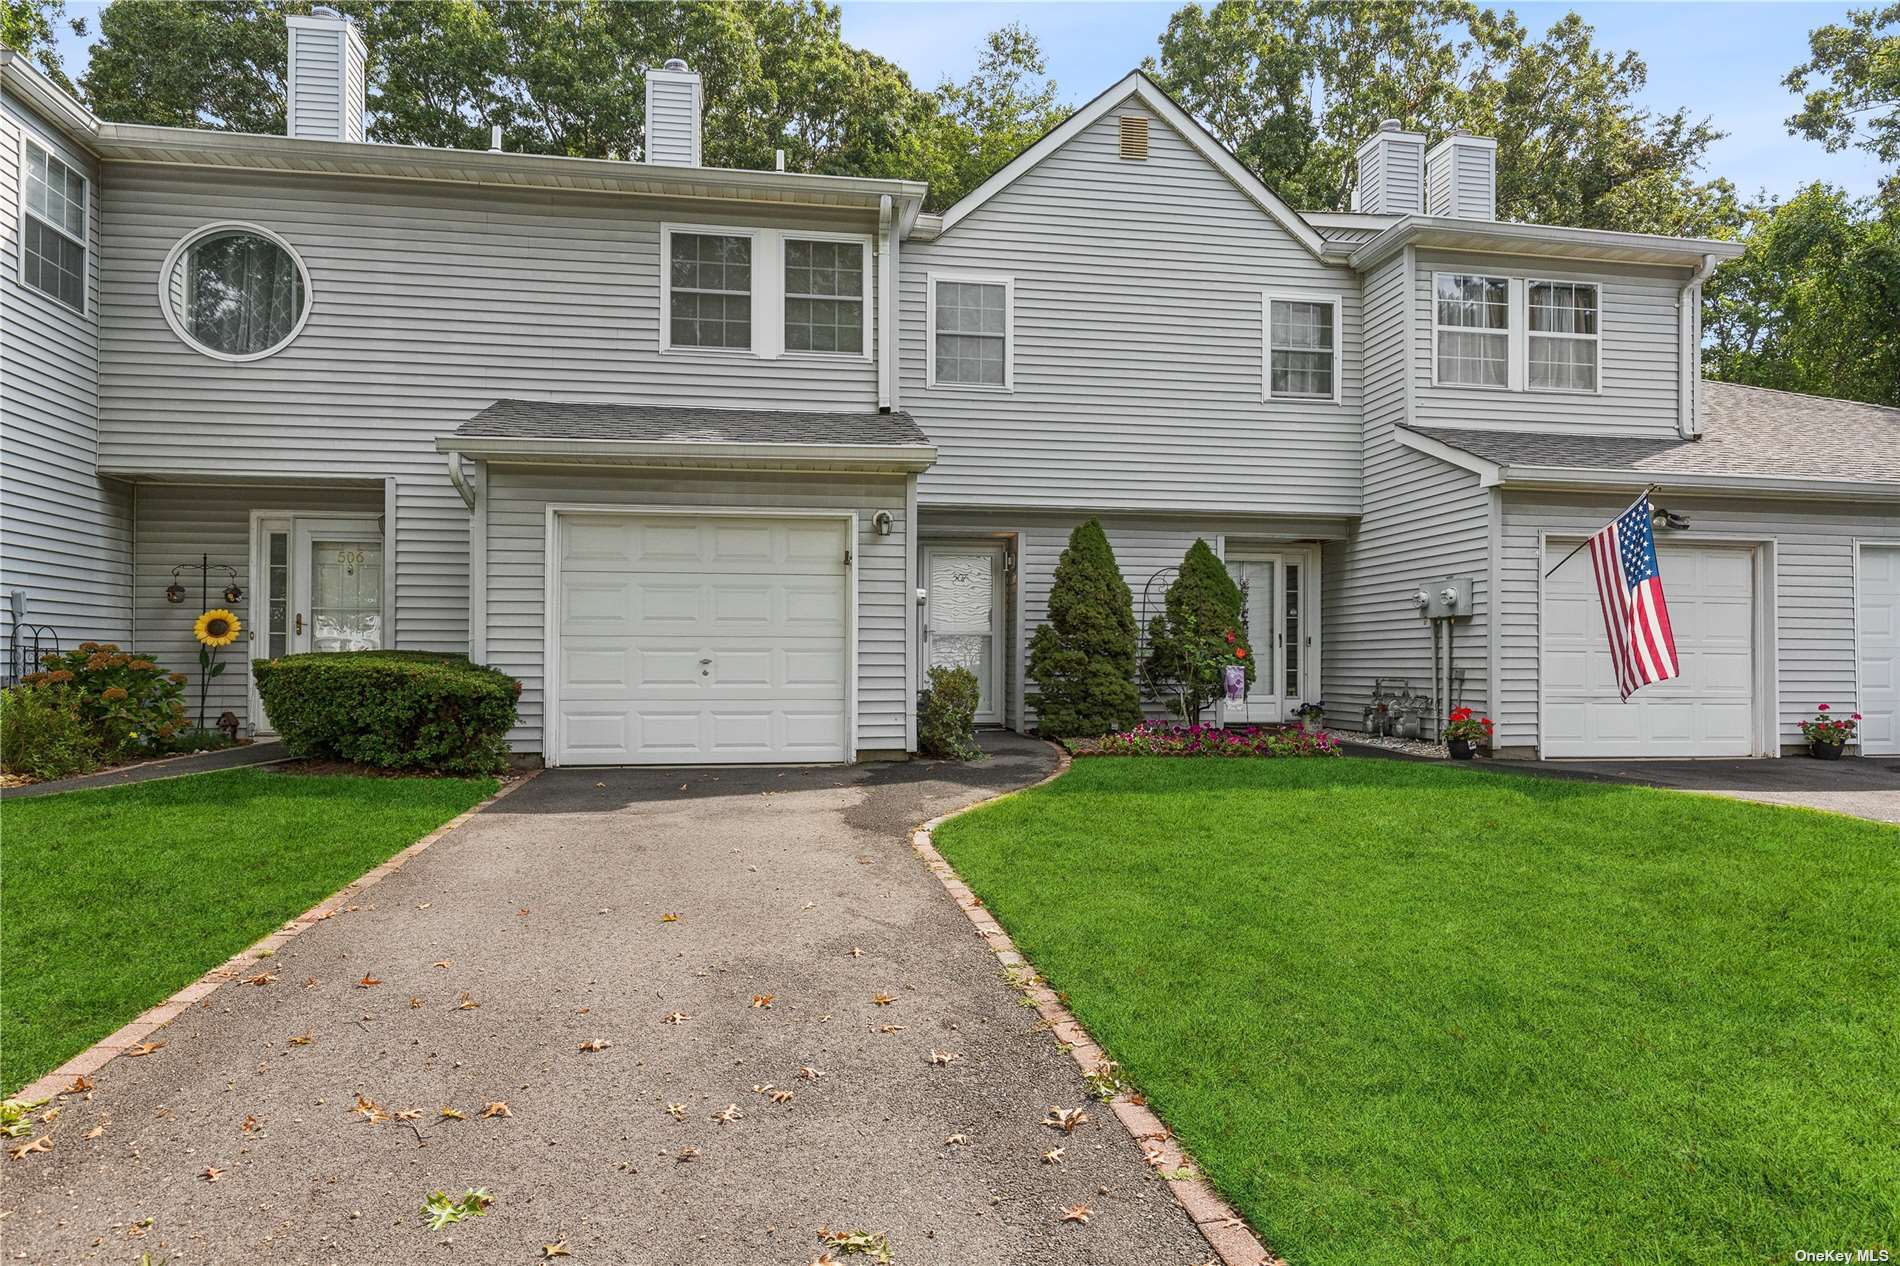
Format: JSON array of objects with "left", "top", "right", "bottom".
[
  {"left": 249, "top": 515, "right": 386, "bottom": 733},
  {"left": 1541, "top": 541, "right": 1755, "bottom": 757},
  {"left": 923, "top": 543, "right": 1005, "bottom": 725},
  {"left": 1222, "top": 551, "right": 1311, "bottom": 724},
  {"left": 1858, "top": 544, "right": 1900, "bottom": 755},
  {"left": 552, "top": 512, "right": 850, "bottom": 766}
]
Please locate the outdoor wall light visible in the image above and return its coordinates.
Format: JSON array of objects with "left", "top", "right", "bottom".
[
  {"left": 872, "top": 510, "right": 894, "bottom": 536},
  {"left": 165, "top": 582, "right": 186, "bottom": 604},
  {"left": 224, "top": 583, "right": 244, "bottom": 604}
]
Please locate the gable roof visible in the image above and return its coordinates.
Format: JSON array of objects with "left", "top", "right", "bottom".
[
  {"left": 1398, "top": 381, "right": 1900, "bottom": 499},
  {"left": 935, "top": 70, "right": 1329, "bottom": 260}
]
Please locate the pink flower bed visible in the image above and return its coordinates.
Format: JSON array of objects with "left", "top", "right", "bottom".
[{"left": 1078, "top": 721, "right": 1342, "bottom": 758}]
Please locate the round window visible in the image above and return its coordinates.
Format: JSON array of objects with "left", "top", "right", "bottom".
[{"left": 162, "top": 225, "right": 310, "bottom": 360}]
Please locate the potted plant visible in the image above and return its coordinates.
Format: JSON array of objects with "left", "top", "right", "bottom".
[
  {"left": 1443, "top": 707, "right": 1493, "bottom": 760},
  {"left": 1798, "top": 704, "right": 1859, "bottom": 760},
  {"left": 1292, "top": 700, "right": 1326, "bottom": 734}
]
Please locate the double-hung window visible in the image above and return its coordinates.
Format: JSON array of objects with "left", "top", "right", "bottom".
[
  {"left": 1434, "top": 273, "right": 1508, "bottom": 387},
  {"left": 930, "top": 276, "right": 1011, "bottom": 388},
  {"left": 784, "top": 238, "right": 864, "bottom": 354},
  {"left": 1528, "top": 280, "right": 1599, "bottom": 391},
  {"left": 667, "top": 231, "right": 752, "bottom": 350},
  {"left": 21, "top": 139, "right": 86, "bottom": 313},
  {"left": 1265, "top": 295, "right": 1339, "bottom": 401}
]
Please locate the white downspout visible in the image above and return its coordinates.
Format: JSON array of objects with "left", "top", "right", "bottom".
[
  {"left": 1678, "top": 252, "right": 1718, "bottom": 438},
  {"left": 445, "top": 450, "right": 475, "bottom": 510},
  {"left": 878, "top": 194, "right": 895, "bottom": 411}
]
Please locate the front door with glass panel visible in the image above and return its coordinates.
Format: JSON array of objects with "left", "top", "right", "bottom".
[
  {"left": 923, "top": 543, "right": 1005, "bottom": 725},
  {"left": 1223, "top": 551, "right": 1309, "bottom": 724},
  {"left": 250, "top": 515, "right": 385, "bottom": 732}
]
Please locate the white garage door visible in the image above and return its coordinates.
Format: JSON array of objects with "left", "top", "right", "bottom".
[
  {"left": 1542, "top": 542, "right": 1755, "bottom": 758},
  {"left": 1859, "top": 544, "right": 1900, "bottom": 755},
  {"left": 552, "top": 513, "right": 849, "bottom": 765}
]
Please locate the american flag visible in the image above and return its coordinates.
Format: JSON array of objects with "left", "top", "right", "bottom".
[{"left": 1587, "top": 495, "right": 1680, "bottom": 700}]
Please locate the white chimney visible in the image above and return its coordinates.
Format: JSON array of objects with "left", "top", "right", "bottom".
[
  {"left": 286, "top": 7, "right": 366, "bottom": 143},
  {"left": 1351, "top": 120, "right": 1426, "bottom": 216},
  {"left": 1426, "top": 131, "right": 1498, "bottom": 220},
  {"left": 644, "top": 58, "right": 702, "bottom": 166}
]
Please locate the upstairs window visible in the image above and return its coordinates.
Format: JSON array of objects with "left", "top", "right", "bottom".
[
  {"left": 1265, "top": 295, "right": 1340, "bottom": 401},
  {"left": 1528, "top": 280, "right": 1600, "bottom": 392},
  {"left": 784, "top": 238, "right": 865, "bottom": 355},
  {"left": 667, "top": 231, "right": 752, "bottom": 350},
  {"left": 930, "top": 275, "right": 1011, "bottom": 389},
  {"left": 1434, "top": 273, "right": 1508, "bottom": 387},
  {"left": 22, "top": 140, "right": 86, "bottom": 313}
]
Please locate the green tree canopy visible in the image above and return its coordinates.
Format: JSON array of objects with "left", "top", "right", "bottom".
[
  {"left": 0, "top": 0, "right": 86, "bottom": 96},
  {"left": 1785, "top": 3, "right": 1900, "bottom": 176},
  {"left": 1703, "top": 183, "right": 1900, "bottom": 408},
  {"left": 1147, "top": 0, "right": 1738, "bottom": 236}
]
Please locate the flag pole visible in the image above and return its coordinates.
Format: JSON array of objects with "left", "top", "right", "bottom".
[{"left": 1542, "top": 486, "right": 1662, "bottom": 579}]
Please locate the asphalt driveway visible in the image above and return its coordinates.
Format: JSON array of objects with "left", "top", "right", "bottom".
[
  {"left": 1487, "top": 752, "right": 1900, "bottom": 824},
  {"left": 0, "top": 735, "right": 1211, "bottom": 1265}
]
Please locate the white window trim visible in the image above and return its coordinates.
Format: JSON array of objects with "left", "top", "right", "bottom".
[
  {"left": 782, "top": 229, "right": 874, "bottom": 363},
  {"left": 18, "top": 134, "right": 88, "bottom": 316},
  {"left": 658, "top": 223, "right": 874, "bottom": 362},
  {"left": 1261, "top": 290, "right": 1343, "bottom": 404},
  {"left": 1525, "top": 277, "right": 1603, "bottom": 396},
  {"left": 157, "top": 221, "right": 314, "bottom": 364},
  {"left": 926, "top": 270, "right": 1015, "bottom": 392},
  {"left": 1430, "top": 270, "right": 1512, "bottom": 391}
]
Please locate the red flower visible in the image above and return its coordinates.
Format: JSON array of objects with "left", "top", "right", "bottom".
[
  {"left": 1818, "top": 703, "right": 1830, "bottom": 711},
  {"left": 1234, "top": 647, "right": 1247, "bottom": 659}
]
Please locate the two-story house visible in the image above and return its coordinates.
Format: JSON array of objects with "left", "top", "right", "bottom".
[{"left": 5, "top": 11, "right": 1898, "bottom": 766}]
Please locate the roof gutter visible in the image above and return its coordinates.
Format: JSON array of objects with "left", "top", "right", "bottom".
[
  {"left": 0, "top": 51, "right": 100, "bottom": 149},
  {"left": 1349, "top": 217, "right": 1746, "bottom": 272},
  {"left": 436, "top": 434, "right": 937, "bottom": 474},
  {"left": 1502, "top": 465, "right": 1900, "bottom": 502}
]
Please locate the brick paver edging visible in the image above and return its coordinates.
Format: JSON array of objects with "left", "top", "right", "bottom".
[
  {"left": 910, "top": 747, "right": 1286, "bottom": 1266},
  {"left": 12, "top": 770, "right": 542, "bottom": 1106}
]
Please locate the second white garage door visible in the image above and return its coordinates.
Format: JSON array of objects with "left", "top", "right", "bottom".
[
  {"left": 1542, "top": 542, "right": 1756, "bottom": 758},
  {"left": 552, "top": 512, "right": 850, "bottom": 765}
]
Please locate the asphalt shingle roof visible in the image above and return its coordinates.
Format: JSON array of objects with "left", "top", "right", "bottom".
[
  {"left": 455, "top": 399, "right": 932, "bottom": 448},
  {"left": 1409, "top": 381, "right": 1900, "bottom": 486}
]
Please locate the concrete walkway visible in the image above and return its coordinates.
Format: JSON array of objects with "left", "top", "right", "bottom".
[
  {"left": 0, "top": 739, "right": 289, "bottom": 800},
  {"left": 1486, "top": 752, "right": 1900, "bottom": 825},
  {"left": 0, "top": 736, "right": 1211, "bottom": 1265}
]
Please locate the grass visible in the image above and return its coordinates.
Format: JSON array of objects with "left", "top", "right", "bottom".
[
  {"left": 933, "top": 758, "right": 1900, "bottom": 1265},
  {"left": 0, "top": 768, "right": 496, "bottom": 1093}
]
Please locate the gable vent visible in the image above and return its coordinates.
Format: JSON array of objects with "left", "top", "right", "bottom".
[{"left": 1118, "top": 115, "right": 1149, "bottom": 160}]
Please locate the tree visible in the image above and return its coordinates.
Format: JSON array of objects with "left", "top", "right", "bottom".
[
  {"left": 1704, "top": 184, "right": 1900, "bottom": 407},
  {"left": 902, "top": 23, "right": 1070, "bottom": 210},
  {"left": 1143, "top": 539, "right": 1252, "bottom": 724},
  {"left": 1785, "top": 4, "right": 1900, "bottom": 174},
  {"left": 1026, "top": 519, "right": 1143, "bottom": 739},
  {"left": 1, "top": 0, "right": 86, "bottom": 96},
  {"left": 1147, "top": 0, "right": 1737, "bottom": 236}
]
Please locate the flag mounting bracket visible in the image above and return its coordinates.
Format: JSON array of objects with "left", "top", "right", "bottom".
[{"left": 1543, "top": 486, "right": 1673, "bottom": 578}]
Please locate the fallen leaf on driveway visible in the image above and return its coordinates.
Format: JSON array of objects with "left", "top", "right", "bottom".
[
  {"left": 83, "top": 1125, "right": 104, "bottom": 1140},
  {"left": 577, "top": 1039, "right": 611, "bottom": 1053},
  {"left": 751, "top": 994, "right": 774, "bottom": 1008},
  {"left": 945, "top": 1133, "right": 969, "bottom": 1146},
  {"left": 457, "top": 992, "right": 480, "bottom": 1010},
  {"left": 355, "top": 975, "right": 382, "bottom": 989},
  {"left": 202, "top": 1166, "right": 224, "bottom": 1182},
  {"left": 713, "top": 1104, "right": 742, "bottom": 1124},
  {"left": 848, "top": 947, "right": 863, "bottom": 958},
  {"left": 483, "top": 1102, "right": 512, "bottom": 1119},
  {"left": 353, "top": 1096, "right": 390, "bottom": 1124},
  {"left": 1060, "top": 1204, "right": 1091, "bottom": 1224},
  {"left": 662, "top": 1012, "right": 691, "bottom": 1025},
  {"left": 660, "top": 913, "right": 681, "bottom": 923},
  {"left": 541, "top": 1241, "right": 571, "bottom": 1260},
  {"left": 65, "top": 1075, "right": 93, "bottom": 1095},
  {"left": 1042, "top": 1147, "right": 1064, "bottom": 1164},
  {"left": 38, "top": 1107, "right": 57, "bottom": 1123},
  {"left": 127, "top": 1041, "right": 166, "bottom": 1057},
  {"left": 871, "top": 993, "right": 895, "bottom": 1006},
  {"left": 304, "top": 977, "right": 319, "bottom": 989},
  {"left": 797, "top": 1066, "right": 825, "bottom": 1081},
  {"left": 243, "top": 973, "right": 276, "bottom": 987},
  {"left": 422, "top": 1188, "right": 492, "bottom": 1230},
  {"left": 518, "top": 908, "right": 531, "bottom": 917},
  {"left": 394, "top": 1109, "right": 422, "bottom": 1121},
  {"left": 875, "top": 1024, "right": 906, "bottom": 1034},
  {"left": 241, "top": 1115, "right": 260, "bottom": 1134},
  {"left": 928, "top": 1049, "right": 960, "bottom": 1065},
  {"left": 289, "top": 1031, "right": 314, "bottom": 1047},
  {"left": 9, "top": 1137, "right": 50, "bottom": 1161},
  {"left": 416, "top": 902, "right": 431, "bottom": 909},
  {"left": 1044, "top": 1106, "right": 1089, "bottom": 1134},
  {"left": 664, "top": 1103, "right": 686, "bottom": 1120},
  {"left": 409, "top": 996, "right": 424, "bottom": 1010},
  {"left": 816, "top": 1227, "right": 892, "bottom": 1263},
  {"left": 433, "top": 961, "right": 453, "bottom": 969},
  {"left": 439, "top": 1107, "right": 466, "bottom": 1120},
  {"left": 769, "top": 1089, "right": 794, "bottom": 1105},
  {"left": 676, "top": 1146, "right": 700, "bottom": 1162}
]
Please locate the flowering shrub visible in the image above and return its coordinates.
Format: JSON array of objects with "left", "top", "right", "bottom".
[
  {"left": 1798, "top": 703, "right": 1860, "bottom": 747},
  {"left": 1443, "top": 707, "right": 1495, "bottom": 745},
  {"left": 23, "top": 642, "right": 187, "bottom": 759},
  {"left": 1083, "top": 721, "right": 1341, "bottom": 758},
  {"left": 0, "top": 684, "right": 101, "bottom": 780}
]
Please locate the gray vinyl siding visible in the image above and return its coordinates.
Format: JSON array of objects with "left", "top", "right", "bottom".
[
  {"left": 1426, "top": 144, "right": 1496, "bottom": 219},
  {"left": 1426, "top": 156, "right": 1453, "bottom": 221},
  {"left": 483, "top": 464, "right": 910, "bottom": 755},
  {"left": 94, "top": 164, "right": 883, "bottom": 665},
  {"left": 1356, "top": 137, "right": 1425, "bottom": 216},
  {"left": 0, "top": 89, "right": 133, "bottom": 670},
  {"left": 1414, "top": 249, "right": 1686, "bottom": 436},
  {"left": 922, "top": 508, "right": 1351, "bottom": 730},
  {"left": 1496, "top": 491, "right": 1900, "bottom": 754},
  {"left": 901, "top": 98, "right": 1363, "bottom": 516},
  {"left": 341, "top": 38, "right": 366, "bottom": 144},
  {"left": 130, "top": 481, "right": 384, "bottom": 729},
  {"left": 287, "top": 24, "right": 343, "bottom": 143},
  {"left": 1321, "top": 252, "right": 1491, "bottom": 732}
]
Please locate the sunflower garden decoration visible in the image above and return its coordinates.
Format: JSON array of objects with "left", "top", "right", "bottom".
[{"left": 193, "top": 608, "right": 242, "bottom": 730}]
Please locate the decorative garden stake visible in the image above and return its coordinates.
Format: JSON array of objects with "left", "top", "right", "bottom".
[
  {"left": 193, "top": 608, "right": 242, "bottom": 731},
  {"left": 1224, "top": 663, "right": 1245, "bottom": 703}
]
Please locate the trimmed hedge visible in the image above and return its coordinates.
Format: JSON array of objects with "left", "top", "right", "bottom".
[{"left": 252, "top": 651, "right": 520, "bottom": 773}]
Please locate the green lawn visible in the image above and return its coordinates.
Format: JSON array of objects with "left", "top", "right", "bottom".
[
  {"left": 0, "top": 769, "right": 495, "bottom": 1093},
  {"left": 934, "top": 758, "right": 1900, "bottom": 1265}
]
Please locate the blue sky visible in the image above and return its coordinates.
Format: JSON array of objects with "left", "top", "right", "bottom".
[{"left": 51, "top": 1, "right": 1887, "bottom": 203}]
